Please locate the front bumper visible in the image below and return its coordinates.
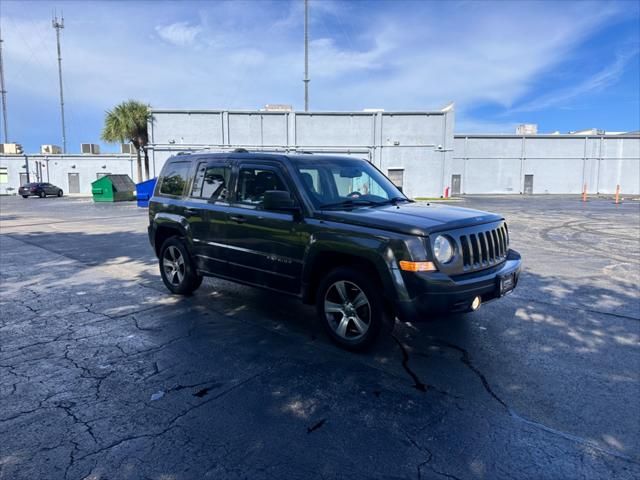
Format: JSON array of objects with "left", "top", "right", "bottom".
[{"left": 394, "top": 249, "right": 522, "bottom": 322}]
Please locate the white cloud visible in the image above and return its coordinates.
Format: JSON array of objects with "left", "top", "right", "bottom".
[
  {"left": 155, "top": 21, "right": 201, "bottom": 47},
  {"left": 510, "top": 50, "right": 640, "bottom": 113}
]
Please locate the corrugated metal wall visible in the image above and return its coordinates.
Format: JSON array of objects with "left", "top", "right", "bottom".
[
  {"left": 2, "top": 107, "right": 637, "bottom": 197},
  {"left": 148, "top": 108, "right": 456, "bottom": 198},
  {"left": 453, "top": 135, "right": 640, "bottom": 194}
]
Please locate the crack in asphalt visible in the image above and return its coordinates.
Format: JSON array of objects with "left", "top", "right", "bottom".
[
  {"left": 427, "top": 339, "right": 509, "bottom": 410},
  {"left": 392, "top": 335, "right": 428, "bottom": 392},
  {"left": 422, "top": 338, "right": 640, "bottom": 465},
  {"left": 306, "top": 418, "right": 326, "bottom": 434}
]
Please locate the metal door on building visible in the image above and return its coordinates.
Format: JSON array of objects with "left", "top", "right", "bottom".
[
  {"left": 20, "top": 173, "right": 29, "bottom": 186},
  {"left": 387, "top": 169, "right": 404, "bottom": 189},
  {"left": 451, "top": 174, "right": 461, "bottom": 196},
  {"left": 68, "top": 173, "right": 80, "bottom": 194},
  {"left": 524, "top": 175, "right": 534, "bottom": 194}
]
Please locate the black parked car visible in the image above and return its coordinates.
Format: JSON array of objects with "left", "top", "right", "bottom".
[
  {"left": 19, "top": 182, "right": 64, "bottom": 198},
  {"left": 148, "top": 150, "right": 521, "bottom": 350}
]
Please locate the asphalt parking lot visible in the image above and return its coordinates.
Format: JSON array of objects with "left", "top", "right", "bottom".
[{"left": 1, "top": 194, "right": 639, "bottom": 480}]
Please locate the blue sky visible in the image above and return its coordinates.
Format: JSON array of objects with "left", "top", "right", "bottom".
[{"left": 1, "top": 0, "right": 639, "bottom": 153}]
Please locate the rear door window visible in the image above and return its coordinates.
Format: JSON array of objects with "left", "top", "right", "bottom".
[
  {"left": 159, "top": 161, "right": 191, "bottom": 197},
  {"left": 191, "top": 162, "right": 231, "bottom": 202}
]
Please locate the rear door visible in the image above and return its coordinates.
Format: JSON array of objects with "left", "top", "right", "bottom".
[
  {"left": 184, "top": 158, "right": 233, "bottom": 276},
  {"left": 68, "top": 173, "right": 80, "bottom": 194},
  {"left": 223, "top": 162, "right": 305, "bottom": 294}
]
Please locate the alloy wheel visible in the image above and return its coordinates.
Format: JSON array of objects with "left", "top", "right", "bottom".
[
  {"left": 163, "top": 246, "right": 185, "bottom": 286},
  {"left": 324, "top": 280, "right": 371, "bottom": 340}
]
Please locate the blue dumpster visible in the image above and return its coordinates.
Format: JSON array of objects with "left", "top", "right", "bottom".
[{"left": 136, "top": 177, "right": 158, "bottom": 207}]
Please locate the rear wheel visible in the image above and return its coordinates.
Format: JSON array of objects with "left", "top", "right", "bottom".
[
  {"left": 159, "top": 237, "right": 203, "bottom": 295},
  {"left": 316, "top": 267, "right": 392, "bottom": 351},
  {"left": 39, "top": 191, "right": 45, "bottom": 198}
]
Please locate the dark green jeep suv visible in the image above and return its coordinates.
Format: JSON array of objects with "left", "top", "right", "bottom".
[{"left": 148, "top": 150, "right": 521, "bottom": 350}]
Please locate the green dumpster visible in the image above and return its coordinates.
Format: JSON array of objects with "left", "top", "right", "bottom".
[{"left": 91, "top": 174, "right": 136, "bottom": 202}]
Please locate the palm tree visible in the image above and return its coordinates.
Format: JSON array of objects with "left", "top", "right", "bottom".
[{"left": 101, "top": 100, "right": 152, "bottom": 182}]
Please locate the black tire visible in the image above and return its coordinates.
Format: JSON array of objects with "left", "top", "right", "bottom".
[
  {"left": 57, "top": 190, "right": 63, "bottom": 197},
  {"left": 316, "top": 267, "right": 393, "bottom": 351},
  {"left": 159, "top": 237, "right": 203, "bottom": 295},
  {"left": 39, "top": 191, "right": 45, "bottom": 198},
  {"left": 21, "top": 195, "right": 28, "bottom": 199}
]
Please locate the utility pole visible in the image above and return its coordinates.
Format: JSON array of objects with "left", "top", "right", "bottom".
[
  {"left": 52, "top": 13, "right": 67, "bottom": 153},
  {"left": 303, "top": 0, "right": 309, "bottom": 111},
  {"left": 0, "top": 27, "right": 8, "bottom": 143}
]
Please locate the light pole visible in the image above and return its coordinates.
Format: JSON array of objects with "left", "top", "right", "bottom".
[
  {"left": 52, "top": 13, "right": 67, "bottom": 153},
  {"left": 303, "top": 0, "right": 310, "bottom": 111},
  {"left": 0, "top": 29, "right": 9, "bottom": 143}
]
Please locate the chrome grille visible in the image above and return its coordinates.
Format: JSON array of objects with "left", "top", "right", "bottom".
[{"left": 458, "top": 223, "right": 509, "bottom": 271}]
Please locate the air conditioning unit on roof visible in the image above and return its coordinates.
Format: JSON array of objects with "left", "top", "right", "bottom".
[
  {"left": 120, "top": 143, "right": 134, "bottom": 154},
  {"left": 81, "top": 143, "right": 100, "bottom": 154}
]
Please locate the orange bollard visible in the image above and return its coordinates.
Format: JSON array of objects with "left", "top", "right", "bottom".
[
  {"left": 615, "top": 184, "right": 620, "bottom": 204},
  {"left": 582, "top": 184, "right": 587, "bottom": 202}
]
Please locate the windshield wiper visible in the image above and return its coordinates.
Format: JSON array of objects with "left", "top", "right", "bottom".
[
  {"left": 376, "top": 196, "right": 413, "bottom": 206},
  {"left": 319, "top": 199, "right": 380, "bottom": 210}
]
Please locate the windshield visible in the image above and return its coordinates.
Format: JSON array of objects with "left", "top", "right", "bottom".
[{"left": 291, "top": 156, "right": 408, "bottom": 209}]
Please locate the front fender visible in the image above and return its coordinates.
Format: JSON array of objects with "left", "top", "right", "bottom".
[{"left": 300, "top": 225, "right": 414, "bottom": 305}]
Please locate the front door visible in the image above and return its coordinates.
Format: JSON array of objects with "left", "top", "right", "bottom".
[
  {"left": 224, "top": 163, "right": 305, "bottom": 294},
  {"left": 68, "top": 173, "right": 80, "bottom": 193},
  {"left": 451, "top": 174, "right": 461, "bottom": 196},
  {"left": 524, "top": 174, "right": 534, "bottom": 194}
]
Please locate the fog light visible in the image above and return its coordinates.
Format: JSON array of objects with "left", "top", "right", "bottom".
[{"left": 471, "top": 296, "right": 481, "bottom": 311}]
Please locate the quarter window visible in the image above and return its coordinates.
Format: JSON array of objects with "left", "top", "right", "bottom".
[
  {"left": 237, "top": 167, "right": 288, "bottom": 206},
  {"left": 191, "top": 162, "right": 231, "bottom": 202},
  {"left": 159, "top": 161, "right": 190, "bottom": 197}
]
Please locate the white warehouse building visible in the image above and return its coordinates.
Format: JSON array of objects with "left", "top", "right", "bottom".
[{"left": 1, "top": 104, "right": 638, "bottom": 197}]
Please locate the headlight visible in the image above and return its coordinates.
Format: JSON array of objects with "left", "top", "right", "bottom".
[{"left": 433, "top": 235, "right": 454, "bottom": 263}]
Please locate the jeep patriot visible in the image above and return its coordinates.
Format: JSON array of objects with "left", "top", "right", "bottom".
[{"left": 148, "top": 150, "right": 522, "bottom": 350}]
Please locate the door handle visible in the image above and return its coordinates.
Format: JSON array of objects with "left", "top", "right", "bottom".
[
  {"left": 229, "top": 215, "right": 247, "bottom": 223},
  {"left": 184, "top": 208, "right": 198, "bottom": 217}
]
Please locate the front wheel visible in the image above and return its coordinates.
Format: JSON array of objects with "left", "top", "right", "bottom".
[
  {"left": 159, "top": 237, "right": 203, "bottom": 295},
  {"left": 316, "top": 267, "right": 392, "bottom": 351},
  {"left": 21, "top": 195, "right": 28, "bottom": 199},
  {"left": 57, "top": 190, "right": 63, "bottom": 197},
  {"left": 39, "top": 191, "right": 45, "bottom": 198}
]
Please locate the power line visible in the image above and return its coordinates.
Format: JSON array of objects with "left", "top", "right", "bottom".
[{"left": 52, "top": 12, "right": 67, "bottom": 153}]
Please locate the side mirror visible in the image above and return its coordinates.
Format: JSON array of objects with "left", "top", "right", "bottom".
[{"left": 263, "top": 190, "right": 299, "bottom": 213}]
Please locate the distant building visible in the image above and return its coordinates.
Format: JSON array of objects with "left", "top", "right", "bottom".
[
  {"left": 570, "top": 128, "right": 605, "bottom": 135},
  {"left": 516, "top": 124, "right": 538, "bottom": 135},
  {"left": 262, "top": 104, "right": 293, "bottom": 112},
  {"left": 41, "top": 144, "right": 62, "bottom": 154}
]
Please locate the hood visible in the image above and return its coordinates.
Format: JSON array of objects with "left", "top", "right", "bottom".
[{"left": 319, "top": 203, "right": 503, "bottom": 236}]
